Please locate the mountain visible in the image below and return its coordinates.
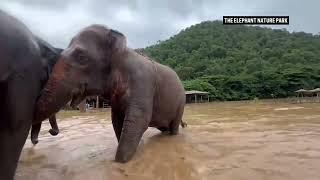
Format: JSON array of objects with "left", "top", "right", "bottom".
[{"left": 140, "top": 20, "right": 320, "bottom": 101}]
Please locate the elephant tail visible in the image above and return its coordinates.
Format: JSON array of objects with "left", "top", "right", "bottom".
[{"left": 181, "top": 120, "right": 187, "bottom": 128}]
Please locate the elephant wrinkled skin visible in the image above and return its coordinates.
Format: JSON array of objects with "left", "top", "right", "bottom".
[
  {"left": 0, "top": 10, "right": 61, "bottom": 180},
  {"left": 35, "top": 25, "right": 187, "bottom": 163}
]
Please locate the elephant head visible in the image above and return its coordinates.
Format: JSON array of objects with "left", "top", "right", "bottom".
[{"left": 35, "top": 25, "right": 127, "bottom": 122}]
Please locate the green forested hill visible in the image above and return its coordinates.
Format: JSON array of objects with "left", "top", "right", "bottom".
[{"left": 141, "top": 20, "right": 320, "bottom": 101}]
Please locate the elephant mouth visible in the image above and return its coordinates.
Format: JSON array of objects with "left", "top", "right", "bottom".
[{"left": 70, "top": 84, "right": 86, "bottom": 108}]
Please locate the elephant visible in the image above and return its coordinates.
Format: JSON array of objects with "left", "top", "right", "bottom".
[
  {"left": 34, "top": 24, "right": 187, "bottom": 163},
  {"left": 0, "top": 10, "right": 61, "bottom": 180}
]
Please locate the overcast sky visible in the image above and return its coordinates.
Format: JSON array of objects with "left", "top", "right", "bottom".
[{"left": 1, "top": 0, "right": 319, "bottom": 48}]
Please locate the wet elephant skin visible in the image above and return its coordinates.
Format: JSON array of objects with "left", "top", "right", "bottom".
[
  {"left": 35, "top": 25, "right": 187, "bottom": 163},
  {"left": 0, "top": 10, "right": 61, "bottom": 180}
]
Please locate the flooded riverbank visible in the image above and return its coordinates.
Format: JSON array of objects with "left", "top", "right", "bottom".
[{"left": 16, "top": 101, "right": 320, "bottom": 180}]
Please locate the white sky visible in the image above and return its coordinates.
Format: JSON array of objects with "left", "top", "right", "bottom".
[{"left": 1, "top": 0, "right": 319, "bottom": 48}]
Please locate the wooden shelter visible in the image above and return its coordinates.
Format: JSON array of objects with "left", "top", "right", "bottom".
[
  {"left": 76, "top": 96, "right": 110, "bottom": 112},
  {"left": 86, "top": 96, "right": 110, "bottom": 109},
  {"left": 185, "top": 90, "right": 210, "bottom": 103},
  {"left": 295, "top": 88, "right": 320, "bottom": 97},
  {"left": 310, "top": 88, "right": 320, "bottom": 98}
]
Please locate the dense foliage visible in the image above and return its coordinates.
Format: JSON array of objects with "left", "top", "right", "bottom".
[{"left": 141, "top": 21, "right": 320, "bottom": 101}]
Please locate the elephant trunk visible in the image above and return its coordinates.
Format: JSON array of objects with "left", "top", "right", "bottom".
[{"left": 34, "top": 59, "right": 72, "bottom": 124}]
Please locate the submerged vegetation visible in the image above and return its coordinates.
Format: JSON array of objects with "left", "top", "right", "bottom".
[{"left": 141, "top": 21, "right": 320, "bottom": 101}]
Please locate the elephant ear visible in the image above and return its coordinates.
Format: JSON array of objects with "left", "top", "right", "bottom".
[
  {"left": 34, "top": 36, "right": 63, "bottom": 88},
  {"left": 35, "top": 36, "right": 62, "bottom": 69},
  {"left": 107, "top": 29, "right": 127, "bottom": 52}
]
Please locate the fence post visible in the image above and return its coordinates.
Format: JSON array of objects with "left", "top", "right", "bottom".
[{"left": 96, "top": 96, "right": 99, "bottom": 109}]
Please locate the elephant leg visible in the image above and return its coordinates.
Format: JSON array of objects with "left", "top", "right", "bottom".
[
  {"left": 115, "top": 102, "right": 153, "bottom": 163},
  {"left": 0, "top": 78, "right": 37, "bottom": 180},
  {"left": 170, "top": 104, "right": 185, "bottom": 135},
  {"left": 157, "top": 127, "right": 169, "bottom": 132},
  {"left": 0, "top": 83, "right": 5, "bottom": 121},
  {"left": 111, "top": 108, "right": 124, "bottom": 142},
  {"left": 48, "top": 114, "right": 59, "bottom": 136},
  {"left": 30, "top": 122, "right": 41, "bottom": 145}
]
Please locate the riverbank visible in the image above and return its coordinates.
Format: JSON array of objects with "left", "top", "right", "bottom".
[{"left": 205, "top": 97, "right": 320, "bottom": 104}]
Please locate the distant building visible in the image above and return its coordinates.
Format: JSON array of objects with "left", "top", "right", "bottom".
[
  {"left": 76, "top": 96, "right": 110, "bottom": 112},
  {"left": 295, "top": 88, "right": 320, "bottom": 97},
  {"left": 185, "top": 90, "right": 210, "bottom": 103},
  {"left": 75, "top": 90, "right": 211, "bottom": 112}
]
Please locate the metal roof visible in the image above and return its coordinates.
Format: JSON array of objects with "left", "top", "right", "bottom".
[
  {"left": 310, "top": 88, "right": 320, "bottom": 92},
  {"left": 295, "top": 88, "right": 320, "bottom": 93},
  {"left": 185, "top": 90, "right": 209, "bottom": 95},
  {"left": 295, "top": 89, "right": 308, "bottom": 93}
]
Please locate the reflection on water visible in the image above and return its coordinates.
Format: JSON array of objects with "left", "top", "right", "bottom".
[{"left": 16, "top": 101, "right": 320, "bottom": 180}]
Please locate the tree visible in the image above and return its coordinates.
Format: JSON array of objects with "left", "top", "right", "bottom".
[{"left": 139, "top": 20, "right": 320, "bottom": 101}]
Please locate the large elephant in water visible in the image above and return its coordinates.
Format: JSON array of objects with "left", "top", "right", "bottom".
[
  {"left": 35, "top": 25, "right": 187, "bottom": 163},
  {"left": 0, "top": 10, "right": 60, "bottom": 180}
]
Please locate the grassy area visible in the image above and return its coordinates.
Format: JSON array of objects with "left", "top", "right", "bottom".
[{"left": 56, "top": 109, "right": 111, "bottom": 120}]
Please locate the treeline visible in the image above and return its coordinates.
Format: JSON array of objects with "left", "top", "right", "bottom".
[{"left": 140, "top": 21, "right": 320, "bottom": 101}]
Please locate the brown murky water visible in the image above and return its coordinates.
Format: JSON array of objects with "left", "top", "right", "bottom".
[{"left": 16, "top": 101, "right": 320, "bottom": 180}]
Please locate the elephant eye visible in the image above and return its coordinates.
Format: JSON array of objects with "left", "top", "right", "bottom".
[
  {"left": 77, "top": 52, "right": 89, "bottom": 65},
  {"left": 72, "top": 47, "right": 89, "bottom": 65}
]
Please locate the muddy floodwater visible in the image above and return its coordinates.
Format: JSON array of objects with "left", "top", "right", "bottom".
[{"left": 16, "top": 101, "right": 320, "bottom": 180}]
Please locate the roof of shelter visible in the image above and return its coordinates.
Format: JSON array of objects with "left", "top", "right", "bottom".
[
  {"left": 310, "top": 88, "right": 320, "bottom": 92},
  {"left": 295, "top": 88, "right": 320, "bottom": 93},
  {"left": 295, "top": 89, "right": 308, "bottom": 93},
  {"left": 185, "top": 90, "right": 209, "bottom": 95}
]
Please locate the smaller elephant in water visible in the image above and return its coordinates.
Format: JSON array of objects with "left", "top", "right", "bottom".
[{"left": 35, "top": 24, "right": 187, "bottom": 163}]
